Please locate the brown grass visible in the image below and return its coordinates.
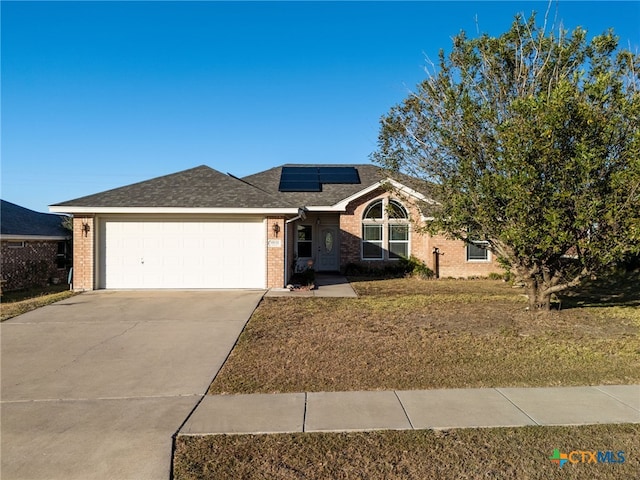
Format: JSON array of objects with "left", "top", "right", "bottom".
[
  {"left": 1, "top": 285, "right": 77, "bottom": 321},
  {"left": 174, "top": 424, "right": 640, "bottom": 479},
  {"left": 208, "top": 278, "right": 639, "bottom": 394}
]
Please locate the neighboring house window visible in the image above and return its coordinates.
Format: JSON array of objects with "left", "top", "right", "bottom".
[
  {"left": 7, "top": 241, "right": 25, "bottom": 248},
  {"left": 467, "top": 241, "right": 490, "bottom": 261},
  {"left": 362, "top": 199, "right": 409, "bottom": 260},
  {"left": 56, "top": 241, "right": 68, "bottom": 269},
  {"left": 297, "top": 225, "right": 313, "bottom": 258}
]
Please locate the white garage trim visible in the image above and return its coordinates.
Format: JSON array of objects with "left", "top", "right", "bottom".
[
  {"left": 97, "top": 216, "right": 266, "bottom": 289},
  {"left": 50, "top": 206, "right": 299, "bottom": 215}
]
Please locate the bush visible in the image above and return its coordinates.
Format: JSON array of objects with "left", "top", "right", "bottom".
[
  {"left": 342, "top": 257, "right": 434, "bottom": 280},
  {"left": 400, "top": 256, "right": 435, "bottom": 279},
  {"left": 290, "top": 268, "right": 315, "bottom": 286}
]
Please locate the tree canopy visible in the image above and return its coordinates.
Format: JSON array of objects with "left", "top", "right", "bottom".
[{"left": 372, "top": 13, "right": 640, "bottom": 310}]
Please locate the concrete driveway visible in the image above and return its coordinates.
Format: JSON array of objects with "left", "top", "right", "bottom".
[{"left": 1, "top": 290, "right": 264, "bottom": 480}]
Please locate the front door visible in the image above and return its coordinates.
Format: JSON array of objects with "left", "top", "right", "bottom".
[{"left": 317, "top": 226, "right": 339, "bottom": 271}]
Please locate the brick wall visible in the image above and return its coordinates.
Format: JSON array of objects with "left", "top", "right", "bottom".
[
  {"left": 1, "top": 239, "right": 69, "bottom": 291},
  {"left": 72, "top": 216, "right": 95, "bottom": 291},
  {"left": 428, "top": 234, "right": 502, "bottom": 278},
  {"left": 339, "top": 188, "right": 503, "bottom": 278},
  {"left": 266, "top": 216, "right": 285, "bottom": 288},
  {"left": 339, "top": 189, "right": 431, "bottom": 269},
  {"left": 340, "top": 189, "right": 382, "bottom": 265}
]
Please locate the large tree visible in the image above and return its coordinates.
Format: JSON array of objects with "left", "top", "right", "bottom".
[{"left": 373, "top": 13, "right": 640, "bottom": 310}]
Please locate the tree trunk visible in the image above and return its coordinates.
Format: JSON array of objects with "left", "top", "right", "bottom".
[
  {"left": 525, "top": 280, "right": 553, "bottom": 311},
  {"left": 517, "top": 262, "right": 588, "bottom": 312}
]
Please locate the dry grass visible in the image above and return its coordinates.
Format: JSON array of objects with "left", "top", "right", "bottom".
[
  {"left": 208, "top": 278, "right": 639, "bottom": 394},
  {"left": 174, "top": 424, "right": 640, "bottom": 480},
  {"left": 1, "top": 285, "right": 77, "bottom": 322}
]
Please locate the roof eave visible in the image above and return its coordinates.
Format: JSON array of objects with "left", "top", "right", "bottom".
[
  {"left": 1, "top": 234, "right": 70, "bottom": 241},
  {"left": 49, "top": 206, "right": 301, "bottom": 215},
  {"left": 305, "top": 178, "right": 438, "bottom": 212}
]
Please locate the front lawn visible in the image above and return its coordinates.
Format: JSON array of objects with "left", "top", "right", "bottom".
[
  {"left": 179, "top": 276, "right": 639, "bottom": 478},
  {"left": 174, "top": 424, "right": 639, "bottom": 479},
  {"left": 208, "top": 278, "right": 639, "bottom": 394}
]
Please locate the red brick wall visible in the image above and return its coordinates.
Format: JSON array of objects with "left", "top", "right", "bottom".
[
  {"left": 340, "top": 189, "right": 431, "bottom": 268},
  {"left": 266, "top": 216, "right": 285, "bottom": 288},
  {"left": 340, "top": 189, "right": 383, "bottom": 265},
  {"left": 427, "top": 234, "right": 502, "bottom": 278},
  {"left": 339, "top": 189, "right": 503, "bottom": 277},
  {"left": 1, "top": 240, "right": 69, "bottom": 291},
  {"left": 72, "top": 216, "right": 95, "bottom": 291}
]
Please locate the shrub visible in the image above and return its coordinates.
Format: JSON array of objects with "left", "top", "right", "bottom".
[
  {"left": 400, "top": 256, "right": 435, "bottom": 279},
  {"left": 290, "top": 268, "right": 315, "bottom": 286},
  {"left": 343, "top": 257, "right": 434, "bottom": 279}
]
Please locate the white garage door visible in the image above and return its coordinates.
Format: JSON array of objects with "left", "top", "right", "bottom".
[{"left": 99, "top": 219, "right": 266, "bottom": 289}]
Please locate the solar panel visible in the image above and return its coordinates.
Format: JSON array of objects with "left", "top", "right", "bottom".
[
  {"left": 278, "top": 180, "right": 322, "bottom": 192},
  {"left": 279, "top": 167, "right": 319, "bottom": 191},
  {"left": 318, "top": 167, "right": 360, "bottom": 184},
  {"left": 278, "top": 166, "right": 360, "bottom": 192},
  {"left": 280, "top": 167, "right": 316, "bottom": 179}
]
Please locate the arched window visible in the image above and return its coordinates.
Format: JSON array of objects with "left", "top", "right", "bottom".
[{"left": 362, "top": 199, "right": 409, "bottom": 260}]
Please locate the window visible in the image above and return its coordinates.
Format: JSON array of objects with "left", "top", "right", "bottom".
[
  {"left": 297, "top": 225, "right": 313, "bottom": 258},
  {"left": 362, "top": 199, "right": 409, "bottom": 260},
  {"left": 467, "top": 241, "right": 490, "bottom": 261},
  {"left": 7, "top": 241, "right": 25, "bottom": 248},
  {"left": 389, "top": 224, "right": 409, "bottom": 258},
  {"left": 362, "top": 224, "right": 383, "bottom": 259},
  {"left": 56, "top": 241, "right": 68, "bottom": 269}
]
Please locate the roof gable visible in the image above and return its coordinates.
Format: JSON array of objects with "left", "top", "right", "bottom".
[{"left": 243, "top": 164, "right": 434, "bottom": 209}]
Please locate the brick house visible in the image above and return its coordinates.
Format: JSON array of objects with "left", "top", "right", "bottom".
[
  {"left": 50, "top": 165, "right": 502, "bottom": 291},
  {"left": 1, "top": 200, "right": 72, "bottom": 291}
]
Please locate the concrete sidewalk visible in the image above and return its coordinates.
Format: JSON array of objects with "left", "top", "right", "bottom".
[
  {"left": 266, "top": 273, "right": 358, "bottom": 298},
  {"left": 180, "top": 385, "right": 640, "bottom": 435}
]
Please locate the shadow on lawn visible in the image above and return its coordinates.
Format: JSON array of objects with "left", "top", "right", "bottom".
[{"left": 559, "top": 270, "right": 640, "bottom": 309}]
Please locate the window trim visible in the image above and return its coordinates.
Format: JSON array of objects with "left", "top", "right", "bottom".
[
  {"left": 361, "top": 198, "right": 410, "bottom": 261},
  {"left": 296, "top": 225, "right": 313, "bottom": 258},
  {"left": 362, "top": 223, "right": 384, "bottom": 260},
  {"left": 388, "top": 224, "right": 409, "bottom": 259},
  {"left": 466, "top": 241, "right": 491, "bottom": 262}
]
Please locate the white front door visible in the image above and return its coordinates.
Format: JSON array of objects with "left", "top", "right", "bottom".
[
  {"left": 317, "top": 226, "right": 339, "bottom": 271},
  {"left": 99, "top": 219, "right": 266, "bottom": 289}
]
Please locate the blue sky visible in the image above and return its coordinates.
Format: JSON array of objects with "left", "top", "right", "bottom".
[{"left": 2, "top": 1, "right": 639, "bottom": 213}]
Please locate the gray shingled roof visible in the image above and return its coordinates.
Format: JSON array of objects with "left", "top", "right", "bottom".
[
  {"left": 51, "top": 164, "right": 434, "bottom": 211},
  {"left": 241, "top": 164, "right": 386, "bottom": 206},
  {"left": 243, "top": 164, "right": 433, "bottom": 207},
  {"left": 52, "top": 166, "right": 287, "bottom": 209},
  {"left": 1, "top": 200, "right": 69, "bottom": 237}
]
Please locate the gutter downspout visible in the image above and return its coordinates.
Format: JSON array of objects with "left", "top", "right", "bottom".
[
  {"left": 284, "top": 209, "right": 307, "bottom": 286},
  {"left": 433, "top": 247, "right": 441, "bottom": 279}
]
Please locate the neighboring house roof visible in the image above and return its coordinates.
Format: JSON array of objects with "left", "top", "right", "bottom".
[
  {"left": 1, "top": 200, "right": 69, "bottom": 239},
  {"left": 50, "top": 164, "right": 436, "bottom": 213}
]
